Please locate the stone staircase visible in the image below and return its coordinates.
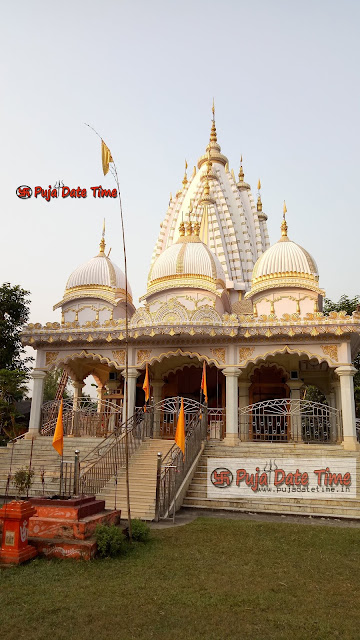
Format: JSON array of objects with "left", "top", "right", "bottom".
[
  {"left": 0, "top": 437, "right": 104, "bottom": 499},
  {"left": 98, "top": 438, "right": 174, "bottom": 520},
  {"left": 183, "top": 441, "right": 360, "bottom": 520}
]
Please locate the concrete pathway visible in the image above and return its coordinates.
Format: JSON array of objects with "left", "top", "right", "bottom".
[{"left": 146, "top": 507, "right": 360, "bottom": 529}]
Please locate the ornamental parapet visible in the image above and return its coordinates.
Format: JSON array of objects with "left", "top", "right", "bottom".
[{"left": 21, "top": 309, "right": 360, "bottom": 348}]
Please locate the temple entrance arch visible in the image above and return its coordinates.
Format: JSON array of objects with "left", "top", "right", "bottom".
[{"left": 136, "top": 353, "right": 225, "bottom": 439}]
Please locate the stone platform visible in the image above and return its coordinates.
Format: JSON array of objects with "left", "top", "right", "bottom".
[
  {"left": 26, "top": 495, "right": 120, "bottom": 559},
  {"left": 0, "top": 496, "right": 121, "bottom": 560}
]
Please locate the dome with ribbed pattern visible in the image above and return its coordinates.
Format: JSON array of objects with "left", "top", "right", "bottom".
[
  {"left": 53, "top": 238, "right": 133, "bottom": 310},
  {"left": 66, "top": 255, "right": 130, "bottom": 294},
  {"left": 249, "top": 222, "right": 320, "bottom": 295},
  {"left": 145, "top": 229, "right": 226, "bottom": 298}
]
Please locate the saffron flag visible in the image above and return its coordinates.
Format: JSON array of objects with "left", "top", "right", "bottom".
[
  {"left": 102, "top": 140, "right": 113, "bottom": 176},
  {"left": 143, "top": 363, "right": 150, "bottom": 412},
  {"left": 52, "top": 399, "right": 64, "bottom": 456},
  {"left": 201, "top": 362, "right": 208, "bottom": 404},
  {"left": 175, "top": 397, "right": 185, "bottom": 460}
]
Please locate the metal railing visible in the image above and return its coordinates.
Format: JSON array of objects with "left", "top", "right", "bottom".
[
  {"left": 41, "top": 398, "right": 123, "bottom": 437},
  {"left": 79, "top": 408, "right": 151, "bottom": 495},
  {"left": 156, "top": 408, "right": 207, "bottom": 519},
  {"left": 238, "top": 399, "right": 342, "bottom": 443}
]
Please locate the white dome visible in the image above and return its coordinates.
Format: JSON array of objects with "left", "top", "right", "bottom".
[
  {"left": 253, "top": 240, "right": 318, "bottom": 281},
  {"left": 66, "top": 254, "right": 131, "bottom": 296},
  {"left": 250, "top": 221, "right": 319, "bottom": 295},
  {"left": 146, "top": 229, "right": 226, "bottom": 297},
  {"left": 53, "top": 238, "right": 133, "bottom": 311}
]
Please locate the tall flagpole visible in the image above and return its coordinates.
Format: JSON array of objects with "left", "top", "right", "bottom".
[{"left": 85, "top": 123, "right": 132, "bottom": 541}]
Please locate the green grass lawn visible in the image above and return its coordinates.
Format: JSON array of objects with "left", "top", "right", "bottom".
[{"left": 1, "top": 517, "right": 360, "bottom": 640}]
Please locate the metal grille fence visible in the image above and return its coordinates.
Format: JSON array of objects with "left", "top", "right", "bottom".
[
  {"left": 238, "top": 399, "right": 342, "bottom": 443},
  {"left": 41, "top": 398, "right": 123, "bottom": 437}
]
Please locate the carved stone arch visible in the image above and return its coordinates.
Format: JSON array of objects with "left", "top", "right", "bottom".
[
  {"left": 143, "top": 348, "right": 219, "bottom": 369},
  {"left": 240, "top": 345, "right": 334, "bottom": 369},
  {"left": 53, "top": 350, "right": 123, "bottom": 372},
  {"left": 153, "top": 301, "right": 189, "bottom": 325},
  {"left": 130, "top": 308, "right": 152, "bottom": 327},
  {"left": 191, "top": 306, "right": 222, "bottom": 325}
]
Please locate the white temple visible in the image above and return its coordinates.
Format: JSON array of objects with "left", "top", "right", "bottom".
[{"left": 20, "top": 105, "right": 360, "bottom": 518}]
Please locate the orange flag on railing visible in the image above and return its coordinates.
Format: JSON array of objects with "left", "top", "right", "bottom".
[
  {"left": 201, "top": 361, "right": 208, "bottom": 404},
  {"left": 52, "top": 399, "right": 64, "bottom": 456},
  {"left": 143, "top": 363, "right": 150, "bottom": 412},
  {"left": 175, "top": 397, "right": 185, "bottom": 461}
]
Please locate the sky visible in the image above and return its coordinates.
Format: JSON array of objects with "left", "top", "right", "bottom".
[{"left": 1, "top": 0, "right": 360, "bottom": 334}]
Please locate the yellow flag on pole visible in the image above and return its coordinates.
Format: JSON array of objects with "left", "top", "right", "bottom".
[
  {"left": 52, "top": 399, "right": 64, "bottom": 456},
  {"left": 201, "top": 361, "right": 208, "bottom": 404},
  {"left": 143, "top": 363, "right": 150, "bottom": 411},
  {"left": 102, "top": 140, "right": 113, "bottom": 176},
  {"left": 175, "top": 397, "right": 185, "bottom": 460}
]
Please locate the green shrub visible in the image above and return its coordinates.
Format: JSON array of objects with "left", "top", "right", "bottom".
[
  {"left": 95, "top": 524, "right": 126, "bottom": 558},
  {"left": 131, "top": 519, "right": 151, "bottom": 543},
  {"left": 13, "top": 466, "right": 34, "bottom": 496}
]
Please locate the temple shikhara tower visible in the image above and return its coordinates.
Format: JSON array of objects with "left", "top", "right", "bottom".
[{"left": 15, "top": 105, "right": 360, "bottom": 520}]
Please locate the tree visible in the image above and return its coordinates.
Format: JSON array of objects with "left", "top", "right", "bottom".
[
  {"left": 0, "top": 283, "right": 32, "bottom": 372},
  {"left": 323, "top": 294, "right": 360, "bottom": 417},
  {"left": 0, "top": 283, "right": 32, "bottom": 441},
  {"left": 0, "top": 369, "right": 29, "bottom": 439}
]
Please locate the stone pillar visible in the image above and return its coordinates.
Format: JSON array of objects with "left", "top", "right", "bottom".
[
  {"left": 332, "top": 382, "right": 341, "bottom": 412},
  {"left": 223, "top": 367, "right": 241, "bottom": 446},
  {"left": 97, "top": 384, "right": 105, "bottom": 412},
  {"left": 26, "top": 370, "right": 47, "bottom": 438},
  {"left": 124, "top": 369, "right": 139, "bottom": 420},
  {"left": 73, "top": 381, "right": 84, "bottom": 408},
  {"left": 71, "top": 381, "right": 85, "bottom": 436},
  {"left": 335, "top": 365, "right": 358, "bottom": 450},
  {"left": 287, "top": 381, "right": 303, "bottom": 442},
  {"left": 331, "top": 382, "right": 342, "bottom": 442},
  {"left": 152, "top": 379, "right": 163, "bottom": 438},
  {"left": 238, "top": 381, "right": 250, "bottom": 441}
]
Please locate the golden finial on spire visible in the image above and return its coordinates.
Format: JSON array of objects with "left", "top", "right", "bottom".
[
  {"left": 206, "top": 149, "right": 212, "bottom": 175},
  {"left": 203, "top": 174, "right": 210, "bottom": 197},
  {"left": 257, "top": 179, "right": 262, "bottom": 212},
  {"left": 98, "top": 218, "right": 106, "bottom": 254},
  {"left": 281, "top": 201, "right": 288, "bottom": 237},
  {"left": 238, "top": 156, "right": 244, "bottom": 182},
  {"left": 182, "top": 159, "right": 188, "bottom": 187},
  {"left": 193, "top": 220, "right": 200, "bottom": 236},
  {"left": 210, "top": 98, "right": 217, "bottom": 143},
  {"left": 179, "top": 221, "right": 185, "bottom": 237},
  {"left": 186, "top": 221, "right": 193, "bottom": 236}
]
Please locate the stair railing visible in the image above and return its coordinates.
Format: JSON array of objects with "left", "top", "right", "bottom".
[
  {"left": 79, "top": 408, "right": 152, "bottom": 495},
  {"left": 156, "top": 407, "right": 207, "bottom": 520}
]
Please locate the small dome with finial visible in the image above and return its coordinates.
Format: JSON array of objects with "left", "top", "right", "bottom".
[
  {"left": 54, "top": 221, "right": 133, "bottom": 311},
  {"left": 144, "top": 221, "right": 226, "bottom": 299},
  {"left": 248, "top": 204, "right": 320, "bottom": 296}
]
